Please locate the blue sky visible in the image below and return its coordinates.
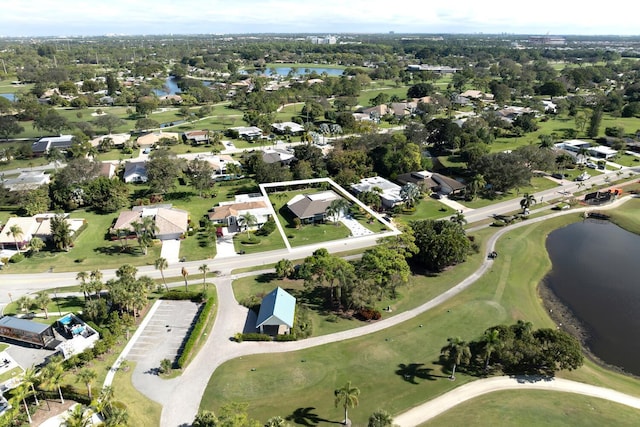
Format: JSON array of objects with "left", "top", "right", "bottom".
[{"left": 2, "top": 0, "right": 638, "bottom": 37}]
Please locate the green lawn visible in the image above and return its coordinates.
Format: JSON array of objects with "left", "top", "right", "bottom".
[
  {"left": 233, "top": 231, "right": 286, "bottom": 255},
  {"left": 200, "top": 205, "right": 640, "bottom": 425},
  {"left": 357, "top": 86, "right": 412, "bottom": 107},
  {"left": 424, "top": 390, "right": 640, "bottom": 427},
  {"left": 613, "top": 153, "right": 640, "bottom": 167},
  {"left": 111, "top": 362, "right": 162, "bottom": 427},
  {"left": 0, "top": 209, "right": 161, "bottom": 274},
  {"left": 393, "top": 198, "right": 456, "bottom": 226},
  {"left": 458, "top": 176, "right": 560, "bottom": 210}
]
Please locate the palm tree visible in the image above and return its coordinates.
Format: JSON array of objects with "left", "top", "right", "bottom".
[
  {"left": 105, "top": 406, "right": 129, "bottom": 427},
  {"left": 10, "top": 383, "right": 33, "bottom": 424},
  {"left": 51, "top": 213, "right": 73, "bottom": 251},
  {"left": 62, "top": 404, "right": 93, "bottom": 427},
  {"left": 400, "top": 183, "right": 421, "bottom": 209},
  {"left": 21, "top": 365, "right": 40, "bottom": 406},
  {"left": 326, "top": 198, "right": 351, "bottom": 224},
  {"left": 77, "top": 368, "right": 97, "bottom": 400},
  {"left": 481, "top": 329, "right": 501, "bottom": 370},
  {"left": 440, "top": 337, "right": 471, "bottom": 380},
  {"left": 155, "top": 257, "right": 169, "bottom": 291},
  {"left": 181, "top": 267, "right": 189, "bottom": 292},
  {"left": 520, "top": 193, "right": 537, "bottom": 214},
  {"left": 265, "top": 416, "right": 290, "bottom": 427},
  {"left": 76, "top": 271, "right": 90, "bottom": 300},
  {"left": 466, "top": 174, "right": 486, "bottom": 200},
  {"left": 334, "top": 381, "right": 360, "bottom": 425},
  {"left": 450, "top": 211, "right": 467, "bottom": 226},
  {"left": 34, "top": 291, "right": 51, "bottom": 319},
  {"left": 16, "top": 295, "right": 31, "bottom": 313},
  {"left": 368, "top": 409, "right": 393, "bottom": 427},
  {"left": 538, "top": 134, "right": 554, "bottom": 149},
  {"left": 41, "top": 355, "right": 65, "bottom": 404},
  {"left": 8, "top": 224, "right": 23, "bottom": 251},
  {"left": 238, "top": 212, "right": 257, "bottom": 238},
  {"left": 90, "top": 269, "right": 104, "bottom": 298},
  {"left": 198, "top": 263, "right": 210, "bottom": 291}
]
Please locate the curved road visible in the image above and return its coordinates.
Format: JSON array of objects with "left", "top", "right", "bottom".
[
  {"left": 144, "top": 196, "right": 637, "bottom": 426},
  {"left": 393, "top": 375, "right": 640, "bottom": 426}
]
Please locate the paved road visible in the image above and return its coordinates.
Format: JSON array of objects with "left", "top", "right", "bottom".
[
  {"left": 151, "top": 196, "right": 638, "bottom": 426},
  {"left": 393, "top": 375, "right": 640, "bottom": 426}
]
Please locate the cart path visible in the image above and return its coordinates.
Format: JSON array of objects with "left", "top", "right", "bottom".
[{"left": 393, "top": 375, "right": 640, "bottom": 426}]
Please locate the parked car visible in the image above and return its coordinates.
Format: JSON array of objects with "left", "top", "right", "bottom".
[
  {"left": 551, "top": 173, "right": 564, "bottom": 179},
  {"left": 586, "top": 162, "right": 597, "bottom": 169}
]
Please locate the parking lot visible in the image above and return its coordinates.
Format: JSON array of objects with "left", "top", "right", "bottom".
[{"left": 126, "top": 300, "right": 201, "bottom": 373}]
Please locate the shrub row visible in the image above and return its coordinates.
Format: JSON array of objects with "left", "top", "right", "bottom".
[
  {"left": 234, "top": 332, "right": 272, "bottom": 342},
  {"left": 176, "top": 297, "right": 215, "bottom": 368},
  {"left": 275, "top": 334, "right": 297, "bottom": 342},
  {"left": 357, "top": 307, "right": 382, "bottom": 321},
  {"left": 161, "top": 290, "right": 206, "bottom": 301}
]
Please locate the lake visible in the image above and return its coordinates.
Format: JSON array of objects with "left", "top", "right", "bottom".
[
  {"left": 544, "top": 220, "right": 640, "bottom": 376},
  {"left": 243, "top": 67, "right": 344, "bottom": 77}
]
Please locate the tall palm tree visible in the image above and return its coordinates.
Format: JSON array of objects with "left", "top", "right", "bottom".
[
  {"left": 90, "top": 270, "right": 104, "bottom": 298},
  {"left": 20, "top": 365, "right": 40, "bottom": 406},
  {"left": 51, "top": 213, "right": 73, "bottom": 251},
  {"left": 481, "top": 329, "right": 501, "bottom": 370},
  {"left": 41, "top": 355, "right": 65, "bottom": 404},
  {"left": 181, "top": 267, "right": 189, "bottom": 292},
  {"left": 538, "top": 134, "right": 554, "bottom": 149},
  {"left": 155, "top": 257, "right": 169, "bottom": 291},
  {"left": 440, "top": 337, "right": 471, "bottom": 380},
  {"left": 198, "top": 263, "right": 210, "bottom": 292},
  {"left": 520, "top": 193, "right": 537, "bottom": 214},
  {"left": 238, "top": 212, "right": 257, "bottom": 238},
  {"left": 400, "top": 183, "right": 420, "bottom": 209},
  {"left": 76, "top": 368, "right": 97, "bottom": 400},
  {"left": 8, "top": 224, "right": 23, "bottom": 252},
  {"left": 334, "top": 381, "right": 360, "bottom": 425},
  {"left": 10, "top": 383, "right": 32, "bottom": 424},
  {"left": 76, "top": 271, "right": 89, "bottom": 300},
  {"left": 105, "top": 406, "right": 129, "bottom": 427},
  {"left": 34, "top": 291, "right": 51, "bottom": 319}
]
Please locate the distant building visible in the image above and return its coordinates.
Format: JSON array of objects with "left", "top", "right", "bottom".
[
  {"left": 31, "top": 135, "right": 74, "bottom": 156},
  {"left": 529, "top": 36, "right": 566, "bottom": 45},
  {"left": 1, "top": 171, "right": 50, "bottom": 192},
  {"left": 182, "top": 130, "right": 210, "bottom": 145},
  {"left": 406, "top": 64, "right": 460, "bottom": 74},
  {"left": 230, "top": 126, "right": 263, "bottom": 141},
  {"left": 396, "top": 170, "right": 466, "bottom": 196},
  {"left": 272, "top": 122, "right": 305, "bottom": 135}
]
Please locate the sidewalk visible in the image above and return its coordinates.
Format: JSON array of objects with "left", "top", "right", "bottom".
[{"left": 438, "top": 195, "right": 474, "bottom": 213}]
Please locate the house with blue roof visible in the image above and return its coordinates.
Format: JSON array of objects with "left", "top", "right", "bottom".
[{"left": 256, "top": 287, "right": 296, "bottom": 335}]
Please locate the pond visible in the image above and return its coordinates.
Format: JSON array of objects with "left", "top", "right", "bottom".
[
  {"left": 0, "top": 93, "right": 15, "bottom": 101},
  {"left": 244, "top": 67, "right": 344, "bottom": 77},
  {"left": 153, "top": 77, "right": 214, "bottom": 96},
  {"left": 544, "top": 220, "right": 640, "bottom": 376}
]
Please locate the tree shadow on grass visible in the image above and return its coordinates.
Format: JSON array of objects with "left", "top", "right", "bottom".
[
  {"left": 286, "top": 407, "right": 339, "bottom": 426},
  {"left": 255, "top": 272, "right": 277, "bottom": 283},
  {"left": 395, "top": 363, "right": 444, "bottom": 384}
]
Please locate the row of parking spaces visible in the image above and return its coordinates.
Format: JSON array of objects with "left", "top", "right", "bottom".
[{"left": 127, "top": 301, "right": 201, "bottom": 373}]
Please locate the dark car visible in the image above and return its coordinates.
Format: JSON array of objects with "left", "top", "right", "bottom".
[{"left": 551, "top": 173, "right": 564, "bottom": 179}]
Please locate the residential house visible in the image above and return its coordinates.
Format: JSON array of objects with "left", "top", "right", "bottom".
[
  {"left": 494, "top": 106, "right": 535, "bottom": 124},
  {"left": 111, "top": 205, "right": 189, "bottom": 240},
  {"left": 123, "top": 161, "right": 148, "bottom": 183},
  {"left": 286, "top": 190, "right": 341, "bottom": 223},
  {"left": 31, "top": 135, "right": 74, "bottom": 156},
  {"left": 1, "top": 171, "right": 50, "bottom": 192},
  {"left": 195, "top": 154, "right": 242, "bottom": 177},
  {"left": 262, "top": 147, "right": 296, "bottom": 165},
  {"left": 182, "top": 130, "right": 210, "bottom": 145},
  {"left": 98, "top": 163, "right": 117, "bottom": 179},
  {"left": 555, "top": 140, "right": 618, "bottom": 160},
  {"left": 351, "top": 176, "right": 403, "bottom": 209},
  {"left": 396, "top": 170, "right": 466, "bottom": 196},
  {"left": 390, "top": 102, "right": 415, "bottom": 119},
  {"left": 0, "top": 213, "right": 86, "bottom": 251},
  {"left": 272, "top": 121, "right": 305, "bottom": 135},
  {"left": 230, "top": 126, "right": 263, "bottom": 141},
  {"left": 460, "top": 90, "right": 495, "bottom": 102},
  {"left": 256, "top": 287, "right": 296, "bottom": 335},
  {"left": 406, "top": 64, "right": 460, "bottom": 74},
  {"left": 135, "top": 131, "right": 180, "bottom": 147},
  {"left": 90, "top": 133, "right": 131, "bottom": 149},
  {"left": 207, "top": 194, "right": 271, "bottom": 232}
]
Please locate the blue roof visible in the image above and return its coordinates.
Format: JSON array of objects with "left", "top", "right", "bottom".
[{"left": 256, "top": 287, "right": 296, "bottom": 329}]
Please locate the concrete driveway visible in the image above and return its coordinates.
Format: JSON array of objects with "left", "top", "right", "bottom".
[
  {"left": 160, "top": 239, "right": 181, "bottom": 265},
  {"left": 215, "top": 231, "right": 239, "bottom": 258},
  {"left": 127, "top": 300, "right": 201, "bottom": 377}
]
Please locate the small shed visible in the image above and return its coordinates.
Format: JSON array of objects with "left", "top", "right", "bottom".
[
  {"left": 0, "top": 316, "right": 55, "bottom": 348},
  {"left": 256, "top": 287, "right": 296, "bottom": 335}
]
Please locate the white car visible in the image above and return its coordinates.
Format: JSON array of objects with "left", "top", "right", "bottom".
[{"left": 586, "top": 162, "right": 597, "bottom": 169}]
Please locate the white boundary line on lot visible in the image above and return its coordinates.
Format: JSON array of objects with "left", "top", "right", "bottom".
[{"left": 102, "top": 299, "right": 163, "bottom": 388}]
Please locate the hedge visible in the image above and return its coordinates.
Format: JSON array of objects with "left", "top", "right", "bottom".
[
  {"left": 234, "top": 332, "right": 272, "bottom": 342},
  {"left": 176, "top": 297, "right": 215, "bottom": 368},
  {"left": 161, "top": 290, "right": 206, "bottom": 301}
]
